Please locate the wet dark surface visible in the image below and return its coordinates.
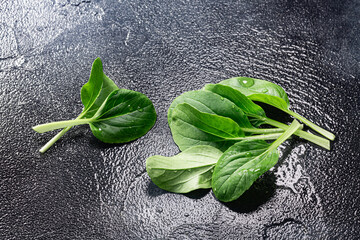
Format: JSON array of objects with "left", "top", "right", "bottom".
[{"left": 0, "top": 0, "right": 359, "bottom": 239}]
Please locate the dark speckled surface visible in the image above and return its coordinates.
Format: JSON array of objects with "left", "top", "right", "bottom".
[{"left": 1, "top": 0, "right": 359, "bottom": 239}]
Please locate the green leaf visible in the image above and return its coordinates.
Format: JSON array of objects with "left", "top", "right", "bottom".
[
  {"left": 169, "top": 103, "right": 244, "bottom": 151},
  {"left": 80, "top": 58, "right": 103, "bottom": 111},
  {"left": 89, "top": 89, "right": 157, "bottom": 143},
  {"left": 172, "top": 103, "right": 245, "bottom": 139},
  {"left": 168, "top": 90, "right": 253, "bottom": 129},
  {"left": 34, "top": 89, "right": 157, "bottom": 144},
  {"left": 219, "top": 77, "right": 335, "bottom": 140},
  {"left": 32, "top": 58, "right": 157, "bottom": 152},
  {"left": 78, "top": 58, "right": 119, "bottom": 119},
  {"left": 219, "top": 76, "right": 289, "bottom": 110},
  {"left": 212, "top": 120, "right": 301, "bottom": 202},
  {"left": 82, "top": 73, "right": 119, "bottom": 119},
  {"left": 167, "top": 89, "right": 259, "bottom": 151},
  {"left": 169, "top": 103, "right": 283, "bottom": 151},
  {"left": 203, "top": 83, "right": 266, "bottom": 127},
  {"left": 204, "top": 83, "right": 330, "bottom": 149},
  {"left": 146, "top": 145, "right": 223, "bottom": 193}
]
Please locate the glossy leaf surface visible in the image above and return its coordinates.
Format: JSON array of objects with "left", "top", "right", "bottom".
[
  {"left": 204, "top": 83, "right": 266, "bottom": 127},
  {"left": 80, "top": 58, "right": 119, "bottom": 118},
  {"left": 218, "top": 77, "right": 335, "bottom": 140},
  {"left": 204, "top": 83, "right": 330, "bottom": 149},
  {"left": 32, "top": 58, "right": 157, "bottom": 152},
  {"left": 82, "top": 73, "right": 119, "bottom": 119},
  {"left": 219, "top": 76, "right": 290, "bottom": 110},
  {"left": 211, "top": 140, "right": 277, "bottom": 202},
  {"left": 80, "top": 57, "right": 104, "bottom": 112},
  {"left": 169, "top": 103, "right": 246, "bottom": 151},
  {"left": 168, "top": 90, "right": 253, "bottom": 128},
  {"left": 172, "top": 103, "right": 245, "bottom": 139},
  {"left": 89, "top": 88, "right": 157, "bottom": 143},
  {"left": 146, "top": 145, "right": 223, "bottom": 193},
  {"left": 212, "top": 120, "right": 301, "bottom": 202}
]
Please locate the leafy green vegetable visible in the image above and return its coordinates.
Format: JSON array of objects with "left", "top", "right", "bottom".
[
  {"left": 168, "top": 90, "right": 253, "bottom": 128},
  {"left": 219, "top": 77, "right": 335, "bottom": 140},
  {"left": 34, "top": 89, "right": 157, "bottom": 141},
  {"left": 146, "top": 145, "right": 223, "bottom": 193},
  {"left": 147, "top": 76, "right": 334, "bottom": 202},
  {"left": 168, "top": 84, "right": 329, "bottom": 150},
  {"left": 169, "top": 105, "right": 236, "bottom": 151},
  {"left": 167, "top": 90, "right": 255, "bottom": 151},
  {"left": 81, "top": 72, "right": 119, "bottom": 119},
  {"left": 33, "top": 58, "right": 157, "bottom": 153},
  {"left": 219, "top": 76, "right": 290, "bottom": 108},
  {"left": 147, "top": 76, "right": 334, "bottom": 203},
  {"left": 169, "top": 103, "right": 284, "bottom": 151},
  {"left": 203, "top": 83, "right": 266, "bottom": 127},
  {"left": 204, "top": 83, "right": 330, "bottom": 150},
  {"left": 212, "top": 120, "right": 301, "bottom": 202},
  {"left": 172, "top": 103, "right": 245, "bottom": 139}
]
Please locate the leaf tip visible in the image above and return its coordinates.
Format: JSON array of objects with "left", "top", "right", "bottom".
[
  {"left": 92, "top": 57, "right": 103, "bottom": 69},
  {"left": 32, "top": 125, "right": 42, "bottom": 133}
]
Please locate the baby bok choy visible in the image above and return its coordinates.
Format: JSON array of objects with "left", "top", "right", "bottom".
[
  {"left": 218, "top": 77, "right": 335, "bottom": 140},
  {"left": 203, "top": 83, "right": 330, "bottom": 150},
  {"left": 212, "top": 120, "right": 301, "bottom": 202},
  {"left": 33, "top": 58, "right": 157, "bottom": 153},
  {"left": 146, "top": 145, "right": 223, "bottom": 193},
  {"left": 147, "top": 76, "right": 334, "bottom": 202}
]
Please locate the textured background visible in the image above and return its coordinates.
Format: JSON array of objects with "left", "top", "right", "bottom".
[{"left": 0, "top": 0, "right": 359, "bottom": 239}]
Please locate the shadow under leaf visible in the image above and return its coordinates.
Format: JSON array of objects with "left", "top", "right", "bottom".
[
  {"left": 256, "top": 102, "right": 292, "bottom": 124},
  {"left": 223, "top": 171, "right": 276, "bottom": 213},
  {"left": 147, "top": 180, "right": 210, "bottom": 199}
]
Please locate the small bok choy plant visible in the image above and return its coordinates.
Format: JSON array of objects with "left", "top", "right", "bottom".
[
  {"left": 147, "top": 77, "right": 334, "bottom": 202},
  {"left": 33, "top": 58, "right": 157, "bottom": 153}
]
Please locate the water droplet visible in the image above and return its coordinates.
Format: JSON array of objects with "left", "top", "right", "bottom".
[
  {"left": 156, "top": 207, "right": 163, "bottom": 213},
  {"left": 14, "top": 56, "right": 25, "bottom": 68},
  {"left": 59, "top": 9, "right": 68, "bottom": 16},
  {"left": 57, "top": 0, "right": 68, "bottom": 7},
  {"left": 98, "top": 128, "right": 102, "bottom": 131},
  {"left": 220, "top": 97, "right": 224, "bottom": 101},
  {"left": 184, "top": 213, "right": 189, "bottom": 217},
  {"left": 70, "top": 0, "right": 83, "bottom": 6},
  {"left": 239, "top": 78, "right": 254, "bottom": 88},
  {"left": 262, "top": 88, "right": 268, "bottom": 93},
  {"left": 245, "top": 152, "right": 252, "bottom": 157}
]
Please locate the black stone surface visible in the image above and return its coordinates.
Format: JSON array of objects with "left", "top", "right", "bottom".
[{"left": 1, "top": 0, "right": 359, "bottom": 239}]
